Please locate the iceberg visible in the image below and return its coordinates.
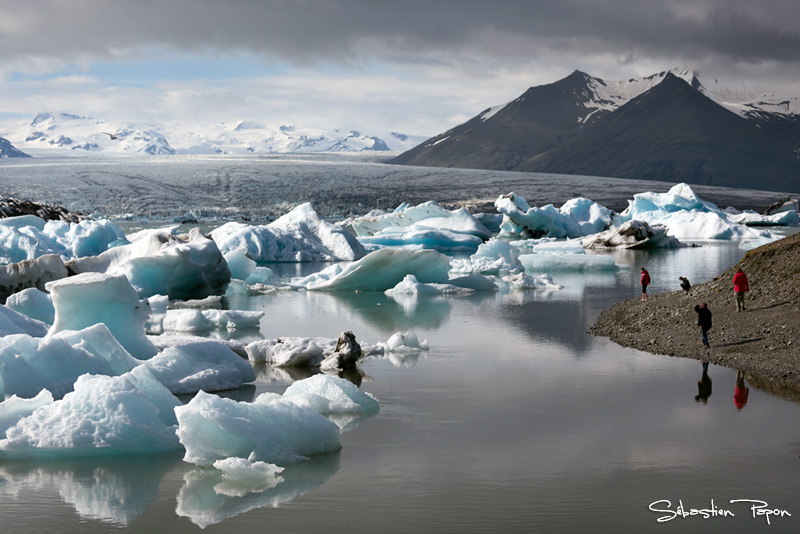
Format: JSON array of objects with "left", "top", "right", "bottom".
[
  {"left": 245, "top": 331, "right": 374, "bottom": 368},
  {"left": 5, "top": 287, "right": 55, "bottom": 324},
  {"left": 358, "top": 226, "right": 484, "bottom": 253},
  {"left": 66, "top": 227, "right": 231, "bottom": 300},
  {"left": 0, "top": 254, "right": 68, "bottom": 300},
  {"left": 0, "top": 390, "right": 54, "bottom": 437},
  {"left": 0, "top": 216, "right": 66, "bottom": 263},
  {"left": 449, "top": 238, "right": 524, "bottom": 275},
  {"left": 43, "top": 219, "right": 126, "bottom": 258},
  {"left": 725, "top": 208, "right": 800, "bottom": 227},
  {"left": 385, "top": 274, "right": 475, "bottom": 296},
  {"left": 175, "top": 390, "right": 341, "bottom": 467},
  {"left": 160, "top": 308, "right": 264, "bottom": 332},
  {"left": 519, "top": 253, "right": 623, "bottom": 272},
  {"left": 146, "top": 336, "right": 256, "bottom": 395},
  {"left": 376, "top": 331, "right": 429, "bottom": 353},
  {"left": 47, "top": 273, "right": 158, "bottom": 359},
  {"left": 223, "top": 246, "right": 256, "bottom": 280},
  {"left": 345, "top": 201, "right": 491, "bottom": 240},
  {"left": 581, "top": 220, "right": 683, "bottom": 249},
  {"left": 0, "top": 366, "right": 182, "bottom": 457},
  {"left": 0, "top": 324, "right": 140, "bottom": 399},
  {"left": 292, "top": 248, "right": 452, "bottom": 291},
  {"left": 276, "top": 374, "right": 379, "bottom": 415},
  {"left": 210, "top": 203, "right": 366, "bottom": 262},
  {"left": 495, "top": 194, "right": 612, "bottom": 239},
  {"left": 0, "top": 303, "right": 49, "bottom": 338},
  {"left": 617, "top": 183, "right": 772, "bottom": 240}
]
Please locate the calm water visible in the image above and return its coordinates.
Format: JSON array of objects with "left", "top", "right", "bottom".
[{"left": 1, "top": 240, "right": 798, "bottom": 533}]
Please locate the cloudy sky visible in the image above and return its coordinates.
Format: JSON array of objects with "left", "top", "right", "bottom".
[{"left": 1, "top": 0, "right": 798, "bottom": 136}]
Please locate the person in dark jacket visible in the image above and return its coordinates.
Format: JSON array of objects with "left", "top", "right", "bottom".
[
  {"left": 679, "top": 276, "right": 691, "bottom": 292},
  {"left": 694, "top": 302, "right": 712, "bottom": 348}
]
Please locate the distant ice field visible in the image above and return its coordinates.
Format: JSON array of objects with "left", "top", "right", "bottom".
[{"left": 0, "top": 154, "right": 792, "bottom": 221}]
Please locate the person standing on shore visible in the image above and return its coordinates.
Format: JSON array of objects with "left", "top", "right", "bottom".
[
  {"left": 640, "top": 267, "right": 650, "bottom": 301},
  {"left": 695, "top": 302, "right": 712, "bottom": 348},
  {"left": 733, "top": 267, "right": 749, "bottom": 312}
]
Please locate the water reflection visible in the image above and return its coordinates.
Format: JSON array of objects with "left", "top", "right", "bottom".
[
  {"left": 0, "top": 453, "right": 182, "bottom": 525},
  {"left": 175, "top": 452, "right": 340, "bottom": 528},
  {"left": 734, "top": 369, "right": 749, "bottom": 410},
  {"left": 695, "top": 361, "right": 712, "bottom": 404}
]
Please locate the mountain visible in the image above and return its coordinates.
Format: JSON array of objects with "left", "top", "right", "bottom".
[
  {"left": 390, "top": 69, "right": 800, "bottom": 193},
  {"left": 0, "top": 113, "right": 425, "bottom": 157},
  {"left": 0, "top": 137, "right": 31, "bottom": 158}
]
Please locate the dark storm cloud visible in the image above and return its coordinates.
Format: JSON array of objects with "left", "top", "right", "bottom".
[{"left": 3, "top": 0, "right": 799, "bottom": 69}]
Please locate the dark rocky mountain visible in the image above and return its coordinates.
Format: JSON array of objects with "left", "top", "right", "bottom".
[
  {"left": 391, "top": 71, "right": 800, "bottom": 193},
  {"left": 0, "top": 137, "right": 31, "bottom": 158}
]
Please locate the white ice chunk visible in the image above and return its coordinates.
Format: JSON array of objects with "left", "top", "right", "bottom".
[
  {"left": 581, "top": 220, "right": 683, "bottom": 249},
  {"left": 292, "top": 249, "right": 451, "bottom": 291},
  {"left": 519, "top": 253, "right": 623, "bottom": 272},
  {"left": 0, "top": 366, "right": 182, "bottom": 457},
  {"left": 277, "top": 374, "right": 379, "bottom": 414},
  {"left": 385, "top": 274, "right": 475, "bottom": 296},
  {"left": 0, "top": 303, "right": 49, "bottom": 337},
  {"left": 0, "top": 389, "right": 54, "bottom": 438},
  {"left": 43, "top": 219, "right": 125, "bottom": 258},
  {"left": 47, "top": 273, "right": 158, "bottom": 359},
  {"left": 0, "top": 324, "right": 140, "bottom": 399},
  {"left": 146, "top": 336, "right": 256, "bottom": 395},
  {"left": 211, "top": 203, "right": 366, "bottom": 262},
  {"left": 244, "top": 266, "right": 273, "bottom": 285},
  {"left": 376, "top": 331, "right": 429, "bottom": 353},
  {"left": 223, "top": 247, "right": 256, "bottom": 280},
  {"left": 346, "top": 201, "right": 491, "bottom": 240},
  {"left": 67, "top": 227, "right": 231, "bottom": 300},
  {"left": 358, "top": 226, "right": 484, "bottom": 253},
  {"left": 495, "top": 193, "right": 612, "bottom": 239},
  {"left": 175, "top": 390, "right": 341, "bottom": 466},
  {"left": 161, "top": 308, "right": 264, "bottom": 332},
  {"left": 5, "top": 287, "right": 55, "bottom": 324},
  {"left": 245, "top": 337, "right": 328, "bottom": 366}
]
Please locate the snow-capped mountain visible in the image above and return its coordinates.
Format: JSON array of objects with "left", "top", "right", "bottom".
[
  {"left": 0, "top": 113, "right": 425, "bottom": 158},
  {"left": 0, "top": 137, "right": 30, "bottom": 158},
  {"left": 391, "top": 68, "right": 800, "bottom": 193}
]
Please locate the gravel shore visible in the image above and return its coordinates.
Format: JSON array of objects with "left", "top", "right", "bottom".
[{"left": 589, "top": 231, "right": 800, "bottom": 398}]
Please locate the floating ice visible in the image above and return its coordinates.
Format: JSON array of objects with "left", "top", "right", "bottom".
[
  {"left": 449, "top": 238, "right": 523, "bottom": 275},
  {"left": 385, "top": 274, "right": 475, "bottom": 296},
  {"left": 0, "top": 366, "right": 182, "bottom": 457},
  {"left": 530, "top": 240, "right": 587, "bottom": 254},
  {"left": 47, "top": 273, "right": 158, "bottom": 359},
  {"left": 67, "top": 227, "right": 230, "bottom": 300},
  {"left": 725, "top": 209, "right": 799, "bottom": 227},
  {"left": 175, "top": 390, "right": 341, "bottom": 467},
  {"left": 581, "top": 220, "right": 683, "bottom": 249},
  {"left": 358, "top": 226, "right": 484, "bottom": 253},
  {"left": 0, "top": 254, "right": 68, "bottom": 299},
  {"left": 292, "top": 248, "right": 452, "bottom": 291},
  {"left": 223, "top": 247, "right": 256, "bottom": 280},
  {"left": 0, "top": 324, "right": 140, "bottom": 399},
  {"left": 245, "top": 266, "right": 273, "bottom": 285},
  {"left": 500, "top": 272, "right": 563, "bottom": 290},
  {"left": 276, "top": 374, "right": 379, "bottom": 414},
  {"left": 0, "top": 217, "right": 65, "bottom": 263},
  {"left": 213, "top": 457, "right": 285, "bottom": 482},
  {"left": 43, "top": 219, "right": 125, "bottom": 258},
  {"left": 146, "top": 336, "right": 256, "bottom": 395},
  {"left": 211, "top": 203, "right": 366, "bottom": 262},
  {"left": 376, "top": 331, "right": 429, "bottom": 353},
  {"left": 345, "top": 201, "right": 491, "bottom": 240},
  {"left": 0, "top": 390, "right": 54, "bottom": 438},
  {"left": 519, "top": 253, "right": 623, "bottom": 272},
  {"left": 617, "top": 183, "right": 772, "bottom": 240},
  {"left": 495, "top": 194, "right": 612, "bottom": 239},
  {"left": 5, "top": 287, "right": 55, "bottom": 324},
  {"left": 0, "top": 303, "right": 49, "bottom": 337},
  {"left": 245, "top": 337, "right": 327, "bottom": 366},
  {"left": 160, "top": 308, "right": 264, "bottom": 332}
]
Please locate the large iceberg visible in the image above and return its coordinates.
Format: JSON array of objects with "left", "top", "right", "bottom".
[
  {"left": 66, "top": 227, "right": 231, "bottom": 300},
  {"left": 210, "top": 203, "right": 366, "bottom": 262},
  {"left": 616, "top": 183, "right": 774, "bottom": 240},
  {"left": 581, "top": 220, "right": 683, "bottom": 249},
  {"left": 495, "top": 194, "right": 612, "bottom": 239}
]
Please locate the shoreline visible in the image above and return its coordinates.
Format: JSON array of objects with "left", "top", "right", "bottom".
[{"left": 589, "top": 232, "right": 800, "bottom": 399}]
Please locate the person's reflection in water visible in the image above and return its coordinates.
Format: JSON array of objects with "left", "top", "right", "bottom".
[
  {"left": 695, "top": 361, "right": 712, "bottom": 404},
  {"left": 734, "top": 369, "right": 749, "bottom": 410}
]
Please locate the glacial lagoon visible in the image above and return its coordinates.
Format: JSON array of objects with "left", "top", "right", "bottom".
[{"left": 0, "top": 157, "right": 798, "bottom": 533}]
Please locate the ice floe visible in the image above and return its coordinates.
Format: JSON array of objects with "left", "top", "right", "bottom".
[{"left": 210, "top": 202, "right": 366, "bottom": 262}]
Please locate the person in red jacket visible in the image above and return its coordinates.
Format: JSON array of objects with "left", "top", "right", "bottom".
[
  {"left": 640, "top": 267, "right": 651, "bottom": 301},
  {"left": 732, "top": 267, "right": 749, "bottom": 312}
]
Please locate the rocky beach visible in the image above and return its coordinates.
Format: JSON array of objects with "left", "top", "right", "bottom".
[{"left": 590, "top": 231, "right": 800, "bottom": 398}]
